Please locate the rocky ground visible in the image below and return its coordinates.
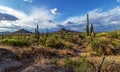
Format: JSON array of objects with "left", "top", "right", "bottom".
[
  {"left": 0, "top": 46, "right": 120, "bottom": 72},
  {"left": 0, "top": 48, "right": 73, "bottom": 72}
]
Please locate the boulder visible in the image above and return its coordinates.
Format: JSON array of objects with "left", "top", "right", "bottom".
[
  {"left": 0, "top": 58, "right": 23, "bottom": 72},
  {"left": 21, "top": 64, "right": 73, "bottom": 72},
  {"left": 0, "top": 48, "right": 18, "bottom": 59}
]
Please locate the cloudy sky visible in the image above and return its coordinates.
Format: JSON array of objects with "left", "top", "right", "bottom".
[{"left": 0, "top": 0, "right": 120, "bottom": 32}]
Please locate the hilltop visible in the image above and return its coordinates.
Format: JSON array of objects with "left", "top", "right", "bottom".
[{"left": 11, "top": 29, "right": 33, "bottom": 35}]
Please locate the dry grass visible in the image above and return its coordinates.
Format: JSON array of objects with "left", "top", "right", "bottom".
[
  {"left": 88, "top": 56, "right": 120, "bottom": 64},
  {"left": 34, "top": 57, "right": 50, "bottom": 64},
  {"left": 11, "top": 47, "right": 58, "bottom": 59},
  {"left": 1, "top": 45, "right": 120, "bottom": 72},
  {"left": 57, "top": 49, "right": 74, "bottom": 56},
  {"left": 87, "top": 56, "right": 120, "bottom": 72}
]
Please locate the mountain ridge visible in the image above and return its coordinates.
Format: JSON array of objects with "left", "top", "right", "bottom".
[{"left": 11, "top": 29, "right": 33, "bottom": 35}]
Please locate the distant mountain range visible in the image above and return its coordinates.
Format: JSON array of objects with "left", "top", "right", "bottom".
[
  {"left": 0, "top": 28, "right": 79, "bottom": 35},
  {"left": 56, "top": 28, "right": 79, "bottom": 34},
  {"left": 11, "top": 29, "right": 33, "bottom": 35},
  {"left": 0, "top": 29, "right": 33, "bottom": 35},
  {"left": 0, "top": 12, "right": 18, "bottom": 21},
  {"left": 0, "top": 31, "right": 10, "bottom": 35}
]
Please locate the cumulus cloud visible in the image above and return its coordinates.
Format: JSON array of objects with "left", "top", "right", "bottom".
[
  {"left": 62, "top": 6, "right": 120, "bottom": 32},
  {"left": 24, "top": 0, "right": 33, "bottom": 3},
  {"left": 0, "top": 5, "right": 57, "bottom": 32},
  {"left": 51, "top": 8, "right": 59, "bottom": 14},
  {"left": 1, "top": 5, "right": 120, "bottom": 32}
]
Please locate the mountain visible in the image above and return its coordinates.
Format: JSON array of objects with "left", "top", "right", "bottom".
[
  {"left": 11, "top": 29, "right": 33, "bottom": 35},
  {"left": 55, "top": 28, "right": 79, "bottom": 34},
  {"left": 0, "top": 31, "right": 10, "bottom": 35},
  {"left": 0, "top": 13, "right": 18, "bottom": 21}
]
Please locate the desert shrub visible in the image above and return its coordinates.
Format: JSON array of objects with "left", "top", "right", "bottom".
[
  {"left": 0, "top": 39, "right": 31, "bottom": 47},
  {"left": 107, "top": 31, "right": 119, "bottom": 39},
  {"left": 111, "top": 40, "right": 120, "bottom": 47},
  {"left": 63, "top": 35, "right": 73, "bottom": 42},
  {"left": 64, "top": 56, "right": 96, "bottom": 72},
  {"left": 96, "top": 32, "right": 108, "bottom": 37},
  {"left": 111, "top": 40, "right": 120, "bottom": 55},
  {"left": 64, "top": 44, "right": 73, "bottom": 49},
  {"left": 14, "top": 47, "right": 57, "bottom": 59},
  {"left": 62, "top": 34, "right": 80, "bottom": 44},
  {"left": 87, "top": 40, "right": 113, "bottom": 56},
  {"left": 64, "top": 56, "right": 73, "bottom": 68},
  {"left": 45, "top": 35, "right": 64, "bottom": 49},
  {"left": 39, "top": 35, "right": 47, "bottom": 45}
]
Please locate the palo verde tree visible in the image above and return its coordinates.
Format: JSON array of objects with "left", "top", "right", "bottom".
[{"left": 35, "top": 24, "right": 40, "bottom": 45}]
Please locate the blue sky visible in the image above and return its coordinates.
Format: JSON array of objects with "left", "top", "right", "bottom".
[{"left": 0, "top": 0, "right": 120, "bottom": 32}]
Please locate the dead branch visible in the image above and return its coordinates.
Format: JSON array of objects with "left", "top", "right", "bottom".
[{"left": 97, "top": 56, "right": 105, "bottom": 72}]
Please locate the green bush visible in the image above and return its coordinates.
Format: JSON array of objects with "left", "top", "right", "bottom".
[
  {"left": 111, "top": 40, "right": 120, "bottom": 47},
  {"left": 45, "top": 35, "right": 64, "bottom": 48},
  {"left": 63, "top": 35, "right": 73, "bottom": 42},
  {"left": 96, "top": 32, "right": 107, "bottom": 37},
  {"left": 87, "top": 40, "right": 112, "bottom": 56},
  {"left": 64, "top": 56, "right": 73, "bottom": 68},
  {"left": 107, "top": 31, "right": 119, "bottom": 39},
  {"left": 64, "top": 44, "right": 73, "bottom": 49},
  {"left": 39, "top": 35, "right": 47, "bottom": 45},
  {"left": 0, "top": 39, "right": 31, "bottom": 47},
  {"left": 64, "top": 56, "right": 96, "bottom": 72}
]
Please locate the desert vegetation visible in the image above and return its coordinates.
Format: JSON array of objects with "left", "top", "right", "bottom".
[{"left": 0, "top": 15, "right": 120, "bottom": 72}]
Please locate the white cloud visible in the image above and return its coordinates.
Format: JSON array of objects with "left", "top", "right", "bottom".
[
  {"left": 24, "top": 0, "right": 33, "bottom": 3},
  {"left": 62, "top": 6, "right": 120, "bottom": 32},
  {"left": 51, "top": 8, "right": 59, "bottom": 14},
  {"left": 0, "top": 5, "right": 57, "bottom": 32},
  {"left": 0, "top": 6, "right": 27, "bottom": 20},
  {"left": 117, "top": 0, "right": 120, "bottom": 2},
  {"left": 1, "top": 5, "right": 120, "bottom": 32}
]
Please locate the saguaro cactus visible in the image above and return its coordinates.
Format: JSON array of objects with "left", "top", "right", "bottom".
[
  {"left": 86, "top": 14, "right": 89, "bottom": 36},
  {"left": 35, "top": 24, "right": 40, "bottom": 45},
  {"left": 90, "top": 24, "right": 95, "bottom": 36},
  {"left": 90, "top": 24, "right": 93, "bottom": 36}
]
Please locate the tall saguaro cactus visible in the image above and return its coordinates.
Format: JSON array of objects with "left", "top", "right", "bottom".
[
  {"left": 35, "top": 24, "right": 40, "bottom": 45},
  {"left": 90, "top": 24, "right": 93, "bottom": 36},
  {"left": 86, "top": 14, "right": 95, "bottom": 36},
  {"left": 90, "top": 24, "right": 95, "bottom": 36},
  {"left": 86, "top": 14, "right": 89, "bottom": 36}
]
